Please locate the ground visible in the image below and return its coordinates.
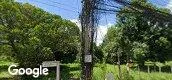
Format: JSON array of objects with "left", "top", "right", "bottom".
[{"left": 0, "top": 61, "right": 172, "bottom": 80}]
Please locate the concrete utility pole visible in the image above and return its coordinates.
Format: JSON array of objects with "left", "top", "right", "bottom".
[{"left": 80, "top": 0, "right": 97, "bottom": 80}]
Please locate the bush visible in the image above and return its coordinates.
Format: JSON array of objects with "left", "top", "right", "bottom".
[{"left": 121, "top": 70, "right": 134, "bottom": 80}]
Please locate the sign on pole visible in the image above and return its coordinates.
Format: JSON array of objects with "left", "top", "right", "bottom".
[
  {"left": 84, "top": 54, "right": 92, "bottom": 63},
  {"left": 42, "top": 61, "right": 59, "bottom": 67},
  {"left": 42, "top": 61, "right": 60, "bottom": 80}
]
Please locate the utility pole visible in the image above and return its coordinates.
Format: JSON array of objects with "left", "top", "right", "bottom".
[{"left": 80, "top": 0, "right": 98, "bottom": 80}]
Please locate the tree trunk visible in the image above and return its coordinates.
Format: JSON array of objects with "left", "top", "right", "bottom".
[
  {"left": 138, "top": 65, "right": 141, "bottom": 80},
  {"left": 154, "top": 63, "right": 156, "bottom": 72},
  {"left": 159, "top": 67, "right": 161, "bottom": 73},
  {"left": 147, "top": 66, "right": 150, "bottom": 73},
  {"left": 138, "top": 65, "right": 140, "bottom": 72},
  {"left": 171, "top": 66, "right": 172, "bottom": 73}
]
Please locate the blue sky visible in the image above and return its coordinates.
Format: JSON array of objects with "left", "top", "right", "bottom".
[
  {"left": 16, "top": 0, "right": 117, "bottom": 25},
  {"left": 17, "top": 0, "right": 81, "bottom": 19},
  {"left": 150, "top": 0, "right": 168, "bottom": 6},
  {"left": 16, "top": 0, "right": 170, "bottom": 24},
  {"left": 16, "top": 0, "right": 171, "bottom": 45}
]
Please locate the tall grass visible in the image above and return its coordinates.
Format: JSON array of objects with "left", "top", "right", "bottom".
[
  {"left": 0, "top": 62, "right": 172, "bottom": 80},
  {"left": 93, "top": 64, "right": 172, "bottom": 80}
]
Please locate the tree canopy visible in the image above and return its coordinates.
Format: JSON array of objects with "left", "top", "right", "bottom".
[
  {"left": 101, "top": 0, "right": 172, "bottom": 65},
  {"left": 0, "top": 0, "right": 80, "bottom": 67}
]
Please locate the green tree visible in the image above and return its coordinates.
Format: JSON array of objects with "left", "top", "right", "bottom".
[
  {"left": 117, "top": 0, "right": 171, "bottom": 63},
  {"left": 0, "top": 0, "right": 80, "bottom": 68},
  {"left": 102, "top": 0, "right": 172, "bottom": 65},
  {"left": 93, "top": 43, "right": 104, "bottom": 63}
]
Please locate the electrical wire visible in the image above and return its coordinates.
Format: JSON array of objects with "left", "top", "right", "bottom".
[
  {"left": 32, "top": 0, "right": 79, "bottom": 13},
  {"left": 48, "top": 0, "right": 78, "bottom": 10},
  {"left": 149, "top": 0, "right": 168, "bottom": 7}
]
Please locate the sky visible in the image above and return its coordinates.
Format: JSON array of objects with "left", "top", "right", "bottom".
[{"left": 16, "top": 0, "right": 171, "bottom": 45}]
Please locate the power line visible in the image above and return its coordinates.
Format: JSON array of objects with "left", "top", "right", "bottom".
[
  {"left": 98, "top": 2, "right": 121, "bottom": 9},
  {"left": 48, "top": 0, "right": 78, "bottom": 10},
  {"left": 149, "top": 0, "right": 168, "bottom": 7},
  {"left": 157, "top": 0, "right": 169, "bottom": 5},
  {"left": 104, "top": 12, "right": 109, "bottom": 28},
  {"left": 76, "top": 0, "right": 81, "bottom": 14},
  {"left": 32, "top": 0, "right": 79, "bottom": 13},
  {"left": 108, "top": 0, "right": 172, "bottom": 22}
]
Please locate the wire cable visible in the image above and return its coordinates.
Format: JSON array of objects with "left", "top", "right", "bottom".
[
  {"left": 48, "top": 0, "right": 78, "bottom": 10},
  {"left": 32, "top": 0, "right": 79, "bottom": 13}
]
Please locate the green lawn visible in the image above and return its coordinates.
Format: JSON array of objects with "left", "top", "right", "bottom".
[
  {"left": 0, "top": 61, "right": 14, "bottom": 79},
  {"left": 62, "top": 64, "right": 172, "bottom": 80},
  {"left": 0, "top": 61, "right": 172, "bottom": 80}
]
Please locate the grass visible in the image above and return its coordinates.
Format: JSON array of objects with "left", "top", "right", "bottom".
[
  {"left": 131, "top": 71, "right": 172, "bottom": 80},
  {"left": 0, "top": 61, "right": 172, "bottom": 80},
  {"left": 0, "top": 60, "right": 15, "bottom": 79},
  {"left": 60, "top": 63, "right": 172, "bottom": 80},
  {"left": 0, "top": 61, "right": 14, "bottom": 66},
  {"left": 0, "top": 71, "right": 12, "bottom": 78},
  {"left": 93, "top": 64, "right": 172, "bottom": 80}
]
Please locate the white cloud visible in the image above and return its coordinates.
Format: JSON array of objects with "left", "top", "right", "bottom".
[
  {"left": 96, "top": 23, "right": 113, "bottom": 46},
  {"left": 70, "top": 19, "right": 113, "bottom": 46},
  {"left": 166, "top": 0, "right": 172, "bottom": 12},
  {"left": 96, "top": 26, "right": 107, "bottom": 46},
  {"left": 70, "top": 19, "right": 81, "bottom": 31}
]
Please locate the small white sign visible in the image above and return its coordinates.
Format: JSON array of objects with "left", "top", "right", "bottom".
[
  {"left": 42, "top": 61, "right": 59, "bottom": 67},
  {"left": 84, "top": 55, "right": 92, "bottom": 62}
]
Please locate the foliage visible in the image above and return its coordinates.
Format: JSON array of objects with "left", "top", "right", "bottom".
[
  {"left": 102, "top": 0, "right": 172, "bottom": 64},
  {"left": 155, "top": 62, "right": 164, "bottom": 68},
  {"left": 121, "top": 70, "right": 134, "bottom": 80},
  {"left": 132, "top": 42, "right": 148, "bottom": 64},
  {"left": 93, "top": 43, "right": 104, "bottom": 63},
  {"left": 101, "top": 26, "right": 124, "bottom": 64},
  {"left": 0, "top": 1, "right": 80, "bottom": 68},
  {"left": 166, "top": 61, "right": 172, "bottom": 66}
]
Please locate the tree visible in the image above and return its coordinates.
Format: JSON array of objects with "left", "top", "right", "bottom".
[
  {"left": 156, "top": 62, "right": 164, "bottom": 72},
  {"left": 116, "top": 0, "right": 172, "bottom": 63},
  {"left": 166, "top": 61, "right": 172, "bottom": 73},
  {"left": 102, "top": 0, "right": 172, "bottom": 65},
  {"left": 93, "top": 43, "right": 104, "bottom": 63},
  {"left": 0, "top": 0, "right": 80, "bottom": 68},
  {"left": 102, "top": 26, "right": 122, "bottom": 64}
]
